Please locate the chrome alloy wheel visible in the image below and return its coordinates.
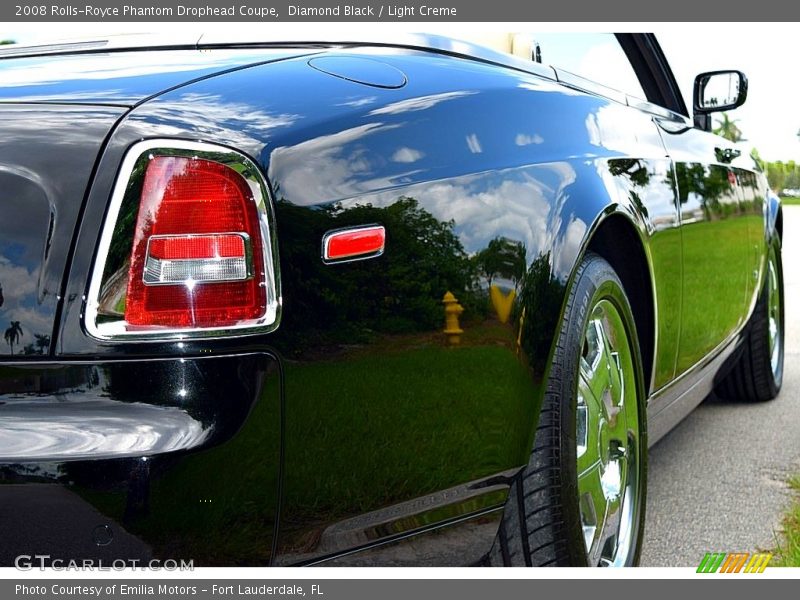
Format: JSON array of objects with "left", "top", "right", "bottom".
[
  {"left": 767, "top": 247, "right": 782, "bottom": 379},
  {"left": 575, "top": 299, "right": 641, "bottom": 567}
]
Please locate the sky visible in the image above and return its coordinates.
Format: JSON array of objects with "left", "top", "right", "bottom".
[
  {"left": 656, "top": 28, "right": 800, "bottom": 163},
  {"left": 2, "top": 22, "right": 798, "bottom": 162}
]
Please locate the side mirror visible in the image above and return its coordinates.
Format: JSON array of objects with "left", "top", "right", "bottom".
[{"left": 693, "top": 70, "right": 748, "bottom": 131}]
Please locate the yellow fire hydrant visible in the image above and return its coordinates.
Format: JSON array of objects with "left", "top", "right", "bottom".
[{"left": 442, "top": 291, "right": 464, "bottom": 345}]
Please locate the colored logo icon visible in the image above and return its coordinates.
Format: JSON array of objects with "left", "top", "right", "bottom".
[{"left": 697, "top": 552, "right": 772, "bottom": 573}]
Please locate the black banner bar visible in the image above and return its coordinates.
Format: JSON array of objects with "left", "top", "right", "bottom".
[
  {"left": 3, "top": 0, "right": 800, "bottom": 22},
  {"left": 1, "top": 579, "right": 792, "bottom": 600}
]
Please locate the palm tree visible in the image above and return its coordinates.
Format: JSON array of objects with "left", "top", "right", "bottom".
[
  {"left": 713, "top": 113, "right": 744, "bottom": 142},
  {"left": 4, "top": 321, "right": 23, "bottom": 355},
  {"left": 34, "top": 333, "right": 50, "bottom": 354}
]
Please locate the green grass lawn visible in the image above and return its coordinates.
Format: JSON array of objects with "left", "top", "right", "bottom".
[
  {"left": 772, "top": 476, "right": 800, "bottom": 566},
  {"left": 780, "top": 196, "right": 800, "bottom": 206}
]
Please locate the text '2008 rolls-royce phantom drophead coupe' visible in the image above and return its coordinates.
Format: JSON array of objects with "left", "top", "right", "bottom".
[{"left": 0, "top": 32, "right": 783, "bottom": 567}]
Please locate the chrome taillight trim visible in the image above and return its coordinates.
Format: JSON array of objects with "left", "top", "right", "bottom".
[{"left": 84, "top": 139, "right": 281, "bottom": 341}]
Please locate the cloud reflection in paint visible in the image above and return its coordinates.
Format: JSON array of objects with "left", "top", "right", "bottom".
[
  {"left": 0, "top": 395, "right": 212, "bottom": 461},
  {"left": 368, "top": 90, "right": 477, "bottom": 116}
]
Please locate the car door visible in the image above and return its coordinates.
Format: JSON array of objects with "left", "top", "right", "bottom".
[
  {"left": 620, "top": 35, "right": 754, "bottom": 378},
  {"left": 657, "top": 129, "right": 751, "bottom": 375}
]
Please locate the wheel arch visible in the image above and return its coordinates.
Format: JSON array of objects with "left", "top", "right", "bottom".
[
  {"left": 580, "top": 211, "right": 657, "bottom": 396},
  {"left": 489, "top": 206, "right": 654, "bottom": 567}
]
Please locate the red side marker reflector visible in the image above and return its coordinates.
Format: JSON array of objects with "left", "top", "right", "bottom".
[{"left": 323, "top": 225, "right": 386, "bottom": 263}]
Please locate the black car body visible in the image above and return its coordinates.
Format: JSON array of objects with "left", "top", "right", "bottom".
[{"left": 0, "top": 33, "right": 784, "bottom": 567}]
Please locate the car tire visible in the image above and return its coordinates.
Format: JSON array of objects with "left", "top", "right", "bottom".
[
  {"left": 486, "top": 252, "right": 647, "bottom": 567},
  {"left": 717, "top": 238, "right": 784, "bottom": 402}
]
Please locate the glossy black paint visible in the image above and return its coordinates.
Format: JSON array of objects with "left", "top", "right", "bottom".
[
  {"left": 0, "top": 49, "right": 315, "bottom": 105},
  {"left": 0, "top": 352, "right": 281, "bottom": 565},
  {"left": 656, "top": 122, "right": 766, "bottom": 376},
  {"left": 0, "top": 105, "right": 124, "bottom": 359},
  {"left": 0, "top": 353, "right": 277, "bottom": 461},
  {"left": 0, "top": 36, "right": 775, "bottom": 567}
]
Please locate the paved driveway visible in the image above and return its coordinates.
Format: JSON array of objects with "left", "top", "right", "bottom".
[{"left": 641, "top": 205, "right": 800, "bottom": 566}]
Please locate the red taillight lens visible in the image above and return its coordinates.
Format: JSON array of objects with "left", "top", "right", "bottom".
[
  {"left": 147, "top": 234, "right": 246, "bottom": 261},
  {"left": 124, "top": 156, "right": 267, "bottom": 329}
]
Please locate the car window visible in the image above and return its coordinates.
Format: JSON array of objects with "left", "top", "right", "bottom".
[
  {"left": 655, "top": 35, "right": 718, "bottom": 118},
  {"left": 525, "top": 33, "right": 648, "bottom": 100}
]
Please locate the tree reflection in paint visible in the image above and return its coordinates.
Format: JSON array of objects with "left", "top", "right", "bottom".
[{"left": 272, "top": 196, "right": 484, "bottom": 357}]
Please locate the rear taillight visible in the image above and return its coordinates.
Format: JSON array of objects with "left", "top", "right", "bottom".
[{"left": 85, "top": 141, "right": 280, "bottom": 340}]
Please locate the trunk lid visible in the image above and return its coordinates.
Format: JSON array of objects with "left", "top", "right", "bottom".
[
  {"left": 0, "top": 47, "right": 309, "bottom": 105},
  {"left": 0, "top": 46, "right": 314, "bottom": 358}
]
